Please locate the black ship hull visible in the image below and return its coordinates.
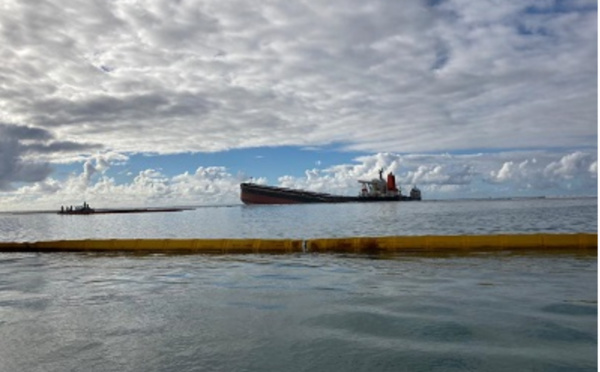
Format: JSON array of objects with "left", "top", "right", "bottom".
[{"left": 240, "top": 183, "right": 416, "bottom": 205}]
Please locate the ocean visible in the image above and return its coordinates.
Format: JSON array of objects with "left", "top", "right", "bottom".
[
  {"left": 0, "top": 197, "right": 597, "bottom": 371},
  {"left": 0, "top": 197, "right": 597, "bottom": 242}
]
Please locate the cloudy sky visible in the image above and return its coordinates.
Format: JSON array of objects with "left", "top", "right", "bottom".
[{"left": 0, "top": 0, "right": 597, "bottom": 210}]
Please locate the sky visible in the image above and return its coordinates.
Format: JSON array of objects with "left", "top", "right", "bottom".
[{"left": 0, "top": 0, "right": 597, "bottom": 210}]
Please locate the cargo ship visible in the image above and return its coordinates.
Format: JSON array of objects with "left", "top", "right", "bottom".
[{"left": 240, "top": 171, "right": 421, "bottom": 205}]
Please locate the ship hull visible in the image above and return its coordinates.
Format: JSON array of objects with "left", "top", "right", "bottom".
[{"left": 240, "top": 183, "right": 406, "bottom": 205}]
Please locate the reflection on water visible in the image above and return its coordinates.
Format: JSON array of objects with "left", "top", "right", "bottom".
[{"left": 0, "top": 253, "right": 596, "bottom": 372}]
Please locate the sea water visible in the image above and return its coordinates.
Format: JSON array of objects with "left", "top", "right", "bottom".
[
  {"left": 0, "top": 198, "right": 597, "bottom": 371},
  {"left": 0, "top": 197, "right": 596, "bottom": 242}
]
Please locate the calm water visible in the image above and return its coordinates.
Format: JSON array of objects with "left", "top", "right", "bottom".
[
  {"left": 0, "top": 197, "right": 597, "bottom": 242},
  {"left": 0, "top": 253, "right": 596, "bottom": 372},
  {"left": 0, "top": 198, "right": 597, "bottom": 371}
]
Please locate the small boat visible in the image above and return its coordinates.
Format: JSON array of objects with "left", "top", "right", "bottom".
[
  {"left": 58, "top": 202, "right": 190, "bottom": 215},
  {"left": 240, "top": 170, "right": 422, "bottom": 205},
  {"left": 58, "top": 202, "right": 94, "bottom": 215}
]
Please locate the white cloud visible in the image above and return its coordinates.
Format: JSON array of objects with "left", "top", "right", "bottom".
[
  {"left": 0, "top": 0, "right": 596, "bottom": 206},
  {"left": 544, "top": 151, "right": 595, "bottom": 179},
  {"left": 278, "top": 151, "right": 598, "bottom": 198},
  {"left": 0, "top": 0, "right": 595, "bottom": 156},
  {"left": 0, "top": 157, "right": 245, "bottom": 210},
  {"left": 487, "top": 151, "right": 598, "bottom": 192},
  {"left": 0, "top": 150, "right": 596, "bottom": 210},
  {"left": 589, "top": 161, "right": 597, "bottom": 176}
]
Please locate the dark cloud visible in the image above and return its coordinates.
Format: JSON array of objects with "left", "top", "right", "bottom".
[
  {"left": 0, "top": 124, "right": 51, "bottom": 190},
  {"left": 0, "top": 123, "right": 52, "bottom": 141},
  {"left": 24, "top": 141, "right": 102, "bottom": 154},
  {"left": 31, "top": 92, "right": 215, "bottom": 126},
  {"left": 0, "top": 123, "right": 102, "bottom": 190}
]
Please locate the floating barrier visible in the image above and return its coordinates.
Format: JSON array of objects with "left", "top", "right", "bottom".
[
  {"left": 0, "top": 239, "right": 303, "bottom": 254},
  {"left": 308, "top": 234, "right": 597, "bottom": 254},
  {"left": 0, "top": 233, "right": 596, "bottom": 255}
]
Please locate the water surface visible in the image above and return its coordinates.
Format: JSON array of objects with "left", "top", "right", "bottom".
[
  {"left": 0, "top": 198, "right": 596, "bottom": 242},
  {"left": 0, "top": 197, "right": 596, "bottom": 371},
  {"left": 0, "top": 253, "right": 596, "bottom": 372}
]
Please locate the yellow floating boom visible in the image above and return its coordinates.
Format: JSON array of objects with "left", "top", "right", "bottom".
[
  {"left": 308, "top": 234, "right": 597, "bottom": 254},
  {"left": 0, "top": 238, "right": 302, "bottom": 254},
  {"left": 0, "top": 233, "right": 596, "bottom": 254}
]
